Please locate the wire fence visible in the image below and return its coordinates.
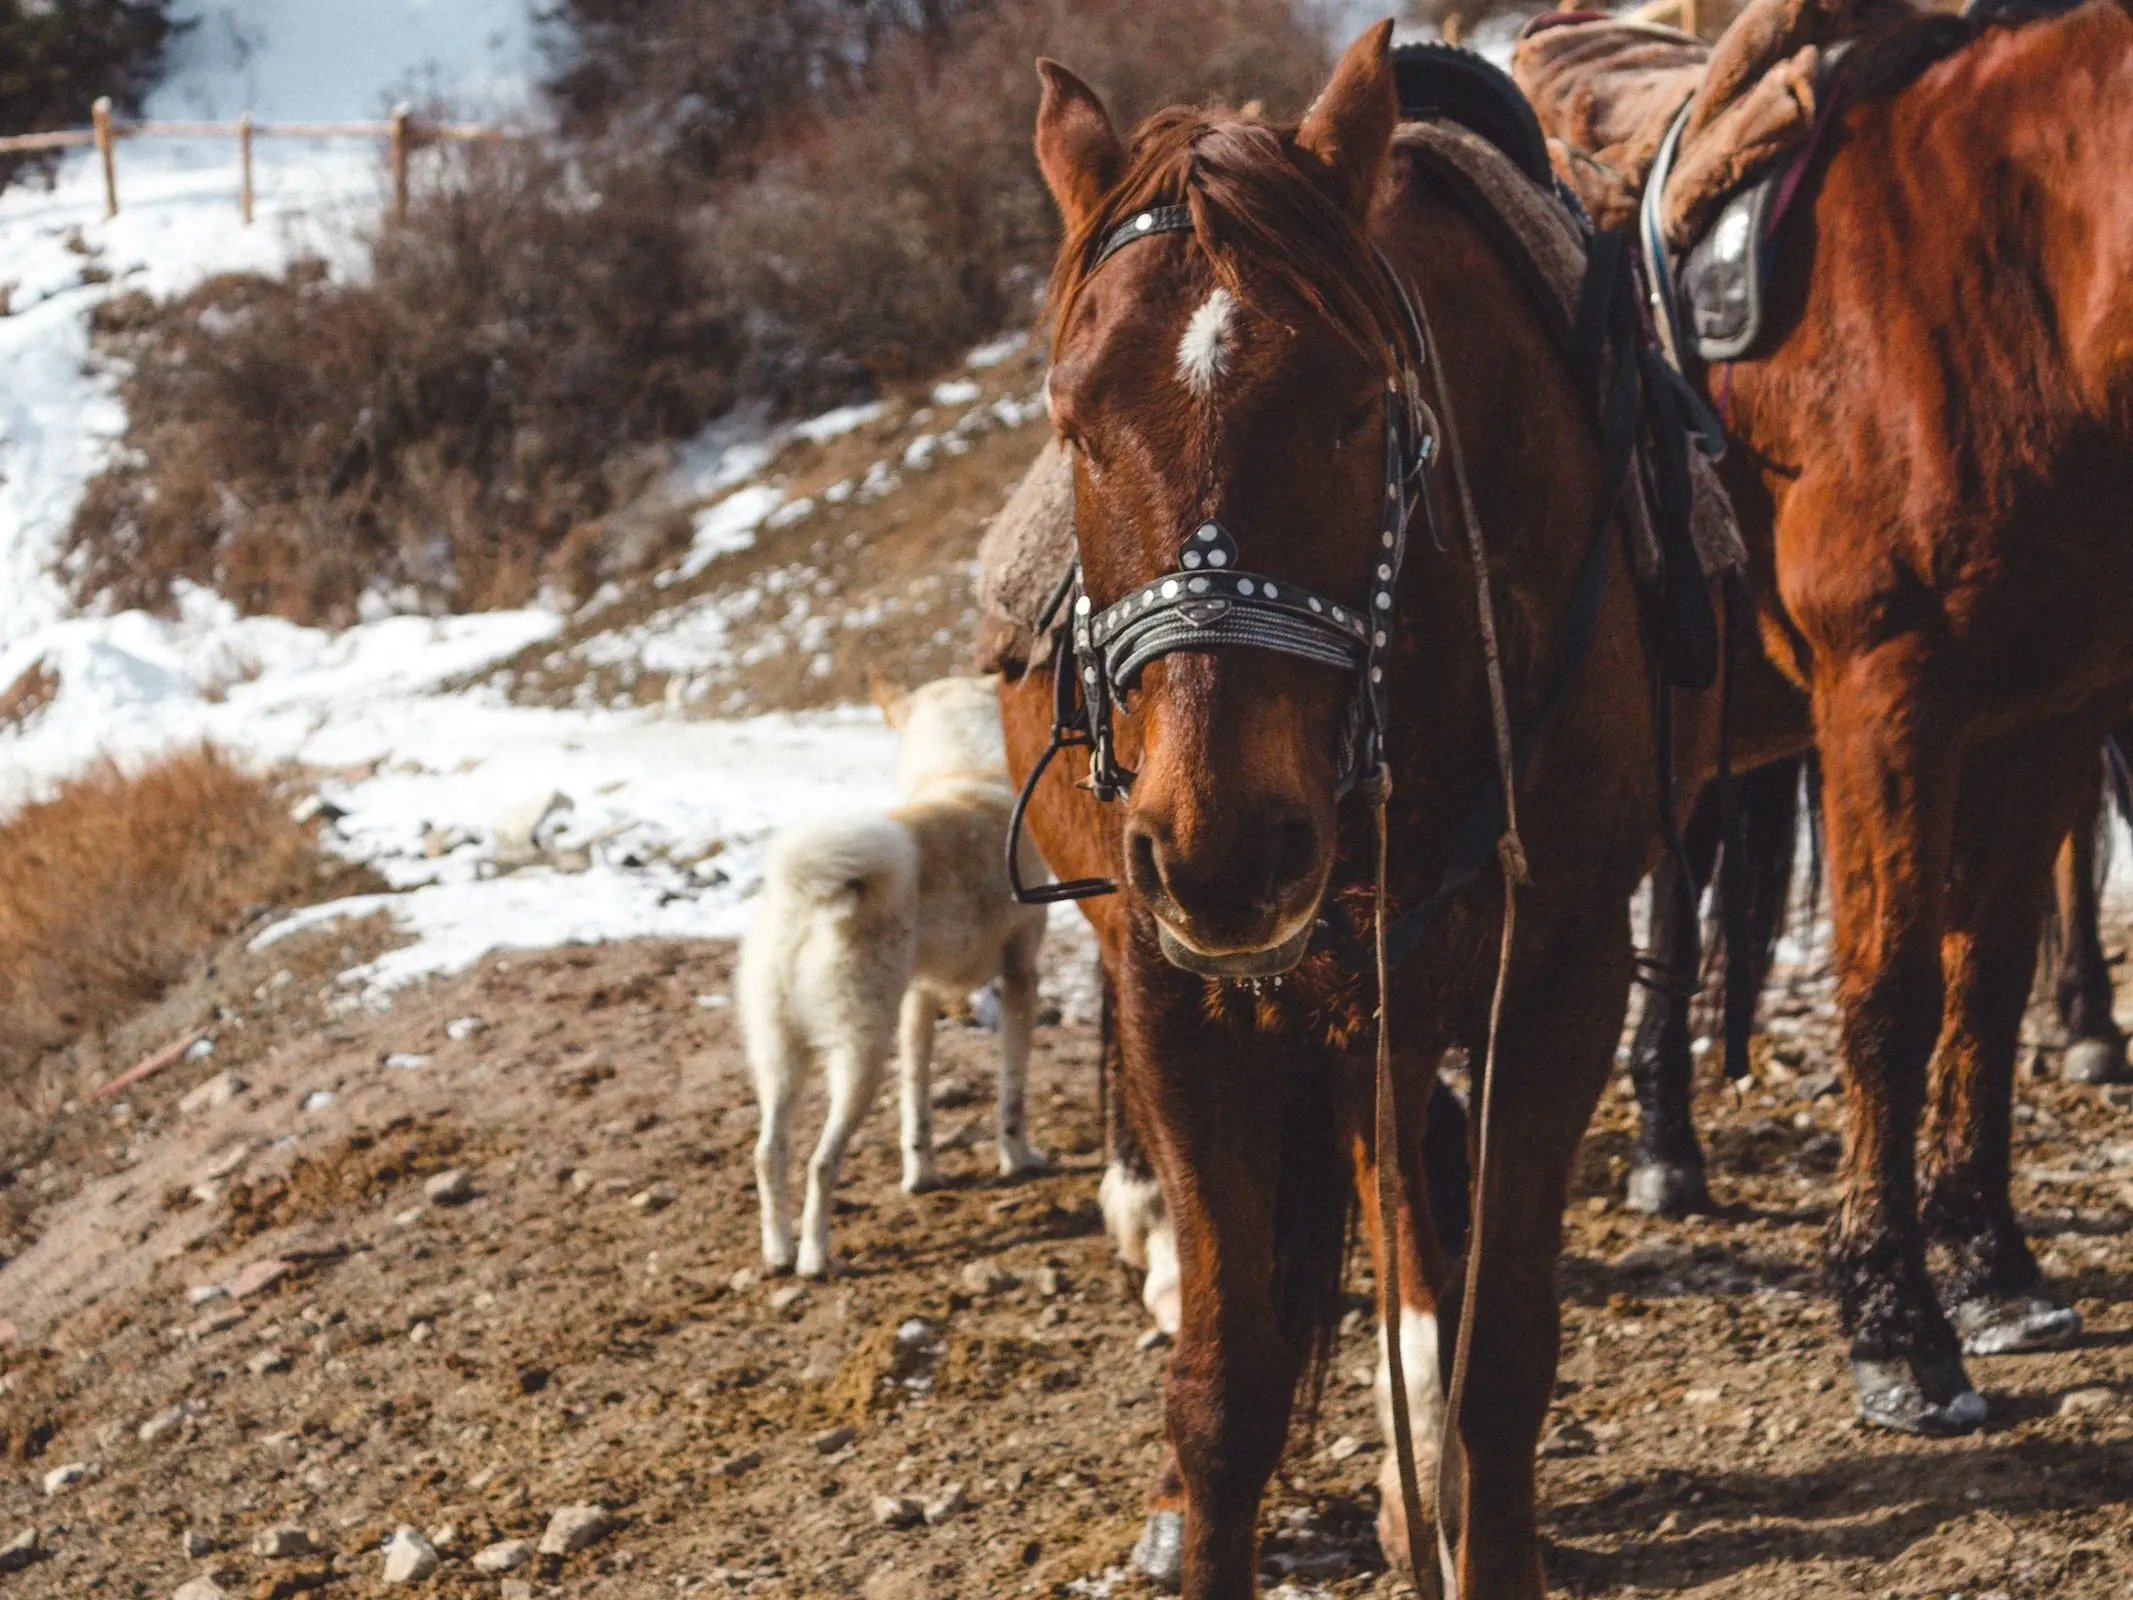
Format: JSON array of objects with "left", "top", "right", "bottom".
[{"left": 0, "top": 97, "right": 524, "bottom": 224}]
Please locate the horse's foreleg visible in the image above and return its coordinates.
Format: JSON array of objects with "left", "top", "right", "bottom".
[
  {"left": 1925, "top": 727, "right": 2093, "bottom": 1355},
  {"left": 1625, "top": 786, "right": 1724, "bottom": 1216},
  {"left": 1447, "top": 921, "right": 1625, "bottom": 1600},
  {"left": 2052, "top": 767, "right": 2124, "bottom": 1084},
  {"left": 1356, "top": 1066, "right": 1453, "bottom": 1598},
  {"left": 1815, "top": 654, "right": 1980, "bottom": 1434}
]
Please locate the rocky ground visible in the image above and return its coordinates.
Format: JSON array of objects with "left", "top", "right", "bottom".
[{"left": 2, "top": 908, "right": 2131, "bottom": 1600}]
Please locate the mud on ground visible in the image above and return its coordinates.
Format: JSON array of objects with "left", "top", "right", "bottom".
[{"left": 1, "top": 919, "right": 2130, "bottom": 1599}]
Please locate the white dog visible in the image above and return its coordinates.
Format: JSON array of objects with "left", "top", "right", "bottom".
[{"left": 742, "top": 674, "right": 1050, "bottom": 1277}]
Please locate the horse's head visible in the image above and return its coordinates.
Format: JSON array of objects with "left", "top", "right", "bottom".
[{"left": 1035, "top": 22, "right": 1418, "bottom": 976}]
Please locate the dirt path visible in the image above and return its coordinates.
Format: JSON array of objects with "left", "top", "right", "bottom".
[{"left": 1, "top": 920, "right": 2129, "bottom": 1599}]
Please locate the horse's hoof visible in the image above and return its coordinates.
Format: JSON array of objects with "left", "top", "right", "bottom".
[
  {"left": 2062, "top": 1037, "right": 2126, "bottom": 1085},
  {"left": 1952, "top": 1294, "right": 2082, "bottom": 1355},
  {"left": 1624, "top": 1160, "right": 1712, "bottom": 1217},
  {"left": 1131, "top": 1510, "right": 1183, "bottom": 1592},
  {"left": 1851, "top": 1357, "right": 1988, "bottom": 1435}
]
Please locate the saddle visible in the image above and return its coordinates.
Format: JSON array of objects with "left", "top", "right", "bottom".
[
  {"left": 976, "top": 48, "right": 1745, "bottom": 686},
  {"left": 1512, "top": 0, "right": 1924, "bottom": 363}
]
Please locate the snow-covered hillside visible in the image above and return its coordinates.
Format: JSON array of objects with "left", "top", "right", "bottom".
[{"left": 0, "top": 0, "right": 1015, "bottom": 1001}]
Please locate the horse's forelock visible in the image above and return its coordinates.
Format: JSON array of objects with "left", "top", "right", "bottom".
[{"left": 1045, "top": 106, "right": 1415, "bottom": 380}]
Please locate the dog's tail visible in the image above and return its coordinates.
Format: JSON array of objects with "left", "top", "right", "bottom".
[{"left": 756, "top": 815, "right": 919, "bottom": 917}]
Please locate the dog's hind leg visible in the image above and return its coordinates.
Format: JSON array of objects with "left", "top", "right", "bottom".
[
  {"left": 798, "top": 1041, "right": 887, "bottom": 1278},
  {"left": 995, "top": 930, "right": 1048, "bottom": 1178},
  {"left": 748, "top": 1019, "right": 802, "bottom": 1273},
  {"left": 898, "top": 986, "right": 943, "bottom": 1194}
]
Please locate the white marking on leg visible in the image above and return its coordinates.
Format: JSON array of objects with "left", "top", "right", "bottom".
[
  {"left": 1175, "top": 287, "right": 1236, "bottom": 397},
  {"left": 1142, "top": 1214, "right": 1181, "bottom": 1337},
  {"left": 1374, "top": 1304, "right": 1444, "bottom": 1513}
]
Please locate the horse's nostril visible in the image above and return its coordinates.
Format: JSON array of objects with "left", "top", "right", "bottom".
[
  {"left": 1268, "top": 815, "right": 1318, "bottom": 900},
  {"left": 1127, "top": 825, "right": 1166, "bottom": 900}
]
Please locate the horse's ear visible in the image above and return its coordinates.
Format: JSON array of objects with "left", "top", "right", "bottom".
[
  {"left": 1295, "top": 19, "right": 1398, "bottom": 217},
  {"left": 1035, "top": 59, "right": 1123, "bottom": 234},
  {"left": 869, "top": 672, "right": 909, "bottom": 727}
]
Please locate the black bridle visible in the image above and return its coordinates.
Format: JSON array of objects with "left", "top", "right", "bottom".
[{"left": 1008, "top": 204, "right": 1444, "bottom": 904}]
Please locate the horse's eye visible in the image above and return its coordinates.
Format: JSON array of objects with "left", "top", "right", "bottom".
[{"left": 1336, "top": 398, "right": 1377, "bottom": 444}]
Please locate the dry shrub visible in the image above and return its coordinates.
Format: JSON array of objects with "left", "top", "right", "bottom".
[
  {"left": 69, "top": 144, "right": 731, "bottom": 624},
  {"left": 69, "top": 0, "right": 1325, "bottom": 622},
  {"left": 0, "top": 747, "right": 331, "bottom": 1086}
]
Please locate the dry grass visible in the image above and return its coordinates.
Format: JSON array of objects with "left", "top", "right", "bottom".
[{"left": 0, "top": 747, "right": 355, "bottom": 1103}]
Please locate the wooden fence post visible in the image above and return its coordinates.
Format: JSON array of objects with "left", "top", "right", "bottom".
[
  {"left": 237, "top": 111, "right": 253, "bottom": 225},
  {"left": 387, "top": 102, "right": 410, "bottom": 221},
  {"left": 91, "top": 96, "right": 117, "bottom": 219}
]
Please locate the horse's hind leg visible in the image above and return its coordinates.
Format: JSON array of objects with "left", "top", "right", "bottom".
[
  {"left": 1815, "top": 652, "right": 1981, "bottom": 1434},
  {"left": 2052, "top": 765, "right": 2124, "bottom": 1084},
  {"left": 1924, "top": 726, "right": 2095, "bottom": 1355}
]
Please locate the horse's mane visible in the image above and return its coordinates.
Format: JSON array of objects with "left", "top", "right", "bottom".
[
  {"left": 1044, "top": 108, "right": 1422, "bottom": 376},
  {"left": 1843, "top": 0, "right": 2120, "bottom": 102}
]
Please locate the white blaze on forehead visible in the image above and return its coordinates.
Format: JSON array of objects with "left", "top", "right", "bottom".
[{"left": 1175, "top": 287, "right": 1237, "bottom": 397}]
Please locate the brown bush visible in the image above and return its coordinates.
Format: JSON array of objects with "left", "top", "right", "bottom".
[
  {"left": 0, "top": 747, "right": 335, "bottom": 1091},
  {"left": 68, "top": 142, "right": 732, "bottom": 624},
  {"left": 69, "top": 0, "right": 1327, "bottom": 622}
]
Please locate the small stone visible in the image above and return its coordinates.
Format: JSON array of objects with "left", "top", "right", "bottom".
[
  {"left": 227, "top": 1257, "right": 290, "bottom": 1300},
  {"left": 1327, "top": 1435, "right": 1365, "bottom": 1462},
  {"left": 393, "top": 1206, "right": 426, "bottom": 1227},
  {"left": 424, "top": 1168, "right": 474, "bottom": 1205},
  {"left": 872, "top": 1495, "right": 923, "bottom": 1528},
  {"left": 246, "top": 1347, "right": 290, "bottom": 1376},
  {"left": 408, "top": 1320, "right": 433, "bottom": 1344},
  {"left": 181, "top": 1529, "right": 215, "bottom": 1558},
  {"left": 1135, "top": 1327, "right": 1170, "bottom": 1352},
  {"left": 1684, "top": 1385, "right": 1724, "bottom": 1406},
  {"left": 171, "top": 1580, "right": 229, "bottom": 1600},
  {"left": 178, "top": 1071, "right": 245, "bottom": 1114},
  {"left": 383, "top": 1052, "right": 431, "bottom": 1072},
  {"left": 813, "top": 1425, "right": 857, "bottom": 1454},
  {"left": 960, "top": 1259, "right": 1017, "bottom": 1296},
  {"left": 728, "top": 1266, "right": 759, "bottom": 1292},
  {"left": 923, "top": 1482, "right": 968, "bottom": 1525},
  {"left": 426, "top": 1525, "right": 457, "bottom": 1551},
  {"left": 139, "top": 1404, "right": 187, "bottom": 1442},
  {"left": 186, "top": 1283, "right": 229, "bottom": 1307},
  {"left": 444, "top": 1015, "right": 488, "bottom": 1042},
  {"left": 1540, "top": 1421, "right": 1596, "bottom": 1458},
  {"left": 0, "top": 1528, "right": 38, "bottom": 1573},
  {"left": 718, "top": 1450, "right": 762, "bottom": 1479},
  {"left": 472, "top": 1539, "right": 532, "bottom": 1572},
  {"left": 2102, "top": 1083, "right": 2133, "bottom": 1109},
  {"left": 1793, "top": 1071, "right": 1840, "bottom": 1102},
  {"left": 500, "top": 1583, "right": 533, "bottom": 1600},
  {"left": 41, "top": 1462, "right": 87, "bottom": 1495},
  {"left": 768, "top": 1284, "right": 809, "bottom": 1313},
  {"left": 251, "top": 1525, "right": 314, "bottom": 1557},
  {"left": 2058, "top": 1385, "right": 2121, "bottom": 1417},
  {"left": 382, "top": 1525, "right": 439, "bottom": 1583},
  {"left": 1031, "top": 1265, "right": 1068, "bottom": 1298},
  {"left": 630, "top": 1183, "right": 677, "bottom": 1212},
  {"left": 537, "top": 1504, "right": 614, "bottom": 1556}
]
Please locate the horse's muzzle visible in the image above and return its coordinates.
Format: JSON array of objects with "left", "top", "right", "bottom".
[{"left": 1156, "top": 921, "right": 1313, "bottom": 978}]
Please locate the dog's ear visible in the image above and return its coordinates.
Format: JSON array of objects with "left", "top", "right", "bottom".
[{"left": 868, "top": 672, "right": 909, "bottom": 727}]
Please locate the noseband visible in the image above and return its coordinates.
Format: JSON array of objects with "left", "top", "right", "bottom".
[{"left": 1009, "top": 204, "right": 1444, "bottom": 903}]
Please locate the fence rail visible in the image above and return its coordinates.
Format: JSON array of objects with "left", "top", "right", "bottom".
[
  {"left": 1626, "top": 0, "right": 1703, "bottom": 32},
  {"left": 0, "top": 99, "right": 522, "bottom": 224}
]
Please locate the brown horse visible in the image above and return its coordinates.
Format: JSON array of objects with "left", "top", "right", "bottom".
[
  {"left": 1002, "top": 22, "right": 1725, "bottom": 1598},
  {"left": 1527, "top": 0, "right": 2133, "bottom": 1431}
]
